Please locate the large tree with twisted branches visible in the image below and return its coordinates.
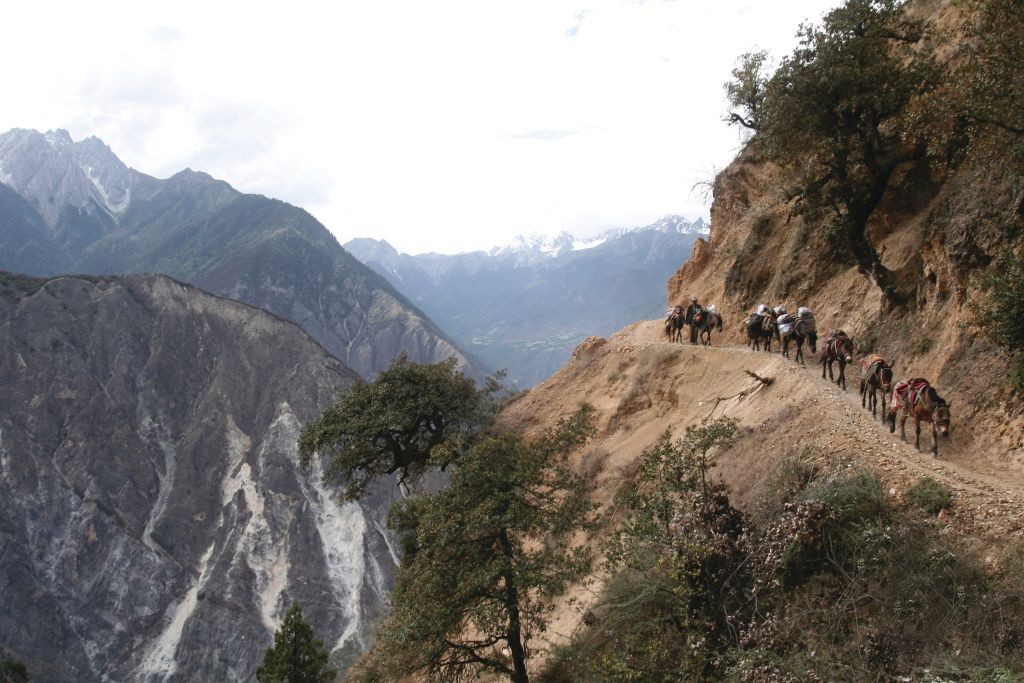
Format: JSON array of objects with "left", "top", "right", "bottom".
[{"left": 727, "top": 0, "right": 939, "bottom": 304}]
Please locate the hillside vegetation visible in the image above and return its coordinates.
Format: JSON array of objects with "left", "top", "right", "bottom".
[{"left": 337, "top": 1, "right": 1024, "bottom": 680}]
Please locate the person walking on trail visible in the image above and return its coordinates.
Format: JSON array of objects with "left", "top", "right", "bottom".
[{"left": 685, "top": 296, "right": 703, "bottom": 345}]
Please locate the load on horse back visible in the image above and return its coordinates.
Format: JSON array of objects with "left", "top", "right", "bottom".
[
  {"left": 780, "top": 306, "right": 818, "bottom": 365},
  {"left": 665, "top": 305, "right": 686, "bottom": 343},
  {"left": 820, "top": 330, "right": 855, "bottom": 390},
  {"left": 745, "top": 303, "right": 778, "bottom": 352},
  {"left": 888, "top": 378, "right": 952, "bottom": 456},
  {"left": 697, "top": 304, "right": 724, "bottom": 346},
  {"left": 859, "top": 354, "right": 895, "bottom": 422}
]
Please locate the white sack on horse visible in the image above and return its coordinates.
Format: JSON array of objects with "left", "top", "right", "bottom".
[
  {"left": 798, "top": 306, "right": 813, "bottom": 318},
  {"left": 756, "top": 303, "right": 768, "bottom": 315},
  {"left": 779, "top": 322, "right": 795, "bottom": 335}
]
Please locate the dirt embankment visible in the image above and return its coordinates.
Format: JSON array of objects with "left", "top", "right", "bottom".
[{"left": 499, "top": 321, "right": 1024, "bottom": 649}]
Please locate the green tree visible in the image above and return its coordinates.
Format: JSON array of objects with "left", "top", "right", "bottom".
[
  {"left": 299, "top": 354, "right": 503, "bottom": 500},
  {"left": 0, "top": 646, "right": 29, "bottom": 683},
  {"left": 724, "top": 50, "right": 771, "bottom": 133},
  {"left": 957, "top": 0, "right": 1024, "bottom": 157},
  {"left": 369, "top": 407, "right": 596, "bottom": 683},
  {"left": 596, "top": 419, "right": 744, "bottom": 680},
  {"left": 732, "top": 0, "right": 939, "bottom": 302},
  {"left": 256, "top": 603, "right": 336, "bottom": 683}
]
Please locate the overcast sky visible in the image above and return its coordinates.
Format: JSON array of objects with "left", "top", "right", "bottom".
[{"left": 3, "top": 0, "right": 839, "bottom": 254}]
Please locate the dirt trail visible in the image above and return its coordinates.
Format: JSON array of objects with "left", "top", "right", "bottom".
[
  {"left": 502, "top": 320, "right": 1024, "bottom": 549},
  {"left": 495, "top": 318, "right": 1024, "bottom": 655}
]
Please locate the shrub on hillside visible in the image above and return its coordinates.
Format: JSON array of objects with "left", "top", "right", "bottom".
[
  {"left": 542, "top": 456, "right": 1024, "bottom": 681},
  {"left": 973, "top": 246, "right": 1024, "bottom": 390},
  {"left": 907, "top": 477, "right": 952, "bottom": 515}
]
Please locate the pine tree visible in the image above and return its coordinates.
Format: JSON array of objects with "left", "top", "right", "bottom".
[{"left": 256, "top": 603, "right": 336, "bottom": 683}]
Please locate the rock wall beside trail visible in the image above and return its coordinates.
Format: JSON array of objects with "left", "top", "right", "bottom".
[{"left": 668, "top": 137, "right": 1024, "bottom": 466}]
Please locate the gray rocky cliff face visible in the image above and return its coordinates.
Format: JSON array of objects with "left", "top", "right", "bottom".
[{"left": 0, "top": 272, "right": 400, "bottom": 681}]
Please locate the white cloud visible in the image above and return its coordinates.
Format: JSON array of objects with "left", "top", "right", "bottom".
[{"left": 2, "top": 0, "right": 840, "bottom": 254}]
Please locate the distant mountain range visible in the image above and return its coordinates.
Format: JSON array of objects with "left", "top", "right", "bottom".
[
  {"left": 345, "top": 216, "right": 707, "bottom": 386},
  {"left": 0, "top": 128, "right": 482, "bottom": 380}
]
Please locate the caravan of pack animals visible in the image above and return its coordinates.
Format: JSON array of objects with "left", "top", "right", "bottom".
[{"left": 665, "top": 298, "right": 952, "bottom": 456}]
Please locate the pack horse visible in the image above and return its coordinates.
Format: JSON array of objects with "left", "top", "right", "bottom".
[{"left": 888, "top": 378, "right": 952, "bottom": 456}]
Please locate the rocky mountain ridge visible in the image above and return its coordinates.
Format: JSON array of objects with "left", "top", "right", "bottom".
[
  {"left": 0, "top": 128, "right": 482, "bottom": 380},
  {"left": 344, "top": 216, "right": 704, "bottom": 386},
  {"left": 0, "top": 271, "right": 398, "bottom": 681}
]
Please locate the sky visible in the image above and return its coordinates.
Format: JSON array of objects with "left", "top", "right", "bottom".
[{"left": 3, "top": 0, "right": 840, "bottom": 254}]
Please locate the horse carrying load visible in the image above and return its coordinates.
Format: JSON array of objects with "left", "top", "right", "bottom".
[
  {"left": 797, "top": 306, "right": 816, "bottom": 333},
  {"left": 889, "top": 378, "right": 952, "bottom": 456}
]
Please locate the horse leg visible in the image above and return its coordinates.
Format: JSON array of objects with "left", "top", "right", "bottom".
[
  {"left": 900, "top": 412, "right": 907, "bottom": 441},
  {"left": 888, "top": 406, "right": 896, "bottom": 433},
  {"left": 840, "top": 361, "right": 846, "bottom": 391},
  {"left": 914, "top": 416, "right": 922, "bottom": 451},
  {"left": 860, "top": 380, "right": 867, "bottom": 408},
  {"left": 932, "top": 422, "right": 939, "bottom": 457},
  {"left": 821, "top": 356, "right": 827, "bottom": 380}
]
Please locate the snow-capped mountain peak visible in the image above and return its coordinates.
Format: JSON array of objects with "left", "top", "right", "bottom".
[{"left": 489, "top": 215, "right": 709, "bottom": 262}]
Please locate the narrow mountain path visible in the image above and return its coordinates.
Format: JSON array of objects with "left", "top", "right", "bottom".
[{"left": 621, "top": 322, "right": 1024, "bottom": 546}]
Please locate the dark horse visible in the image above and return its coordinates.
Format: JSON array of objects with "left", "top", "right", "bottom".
[
  {"left": 697, "top": 311, "right": 724, "bottom": 346},
  {"left": 888, "top": 378, "right": 952, "bottom": 456},
  {"left": 820, "top": 330, "right": 855, "bottom": 390},
  {"left": 746, "top": 314, "right": 778, "bottom": 352},
  {"left": 664, "top": 314, "right": 685, "bottom": 344},
  {"left": 859, "top": 354, "right": 895, "bottom": 421},
  {"left": 780, "top": 317, "right": 818, "bottom": 365}
]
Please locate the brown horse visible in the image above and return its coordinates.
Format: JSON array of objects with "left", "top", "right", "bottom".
[
  {"left": 665, "top": 314, "right": 685, "bottom": 344},
  {"left": 888, "top": 378, "right": 952, "bottom": 456},
  {"left": 780, "top": 317, "right": 817, "bottom": 365},
  {"left": 746, "top": 314, "right": 778, "bottom": 352},
  {"left": 698, "top": 311, "right": 724, "bottom": 346},
  {"left": 820, "top": 330, "right": 855, "bottom": 390},
  {"left": 859, "top": 355, "right": 895, "bottom": 421}
]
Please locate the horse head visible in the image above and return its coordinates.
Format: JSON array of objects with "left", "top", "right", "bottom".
[
  {"left": 840, "top": 336, "right": 855, "bottom": 363},
  {"left": 806, "top": 331, "right": 818, "bottom": 354},
  {"left": 930, "top": 389, "right": 952, "bottom": 436},
  {"left": 879, "top": 363, "right": 894, "bottom": 391}
]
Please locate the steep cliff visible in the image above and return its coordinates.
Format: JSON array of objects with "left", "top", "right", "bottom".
[
  {"left": 667, "top": 0, "right": 1024, "bottom": 462},
  {"left": 0, "top": 273, "right": 399, "bottom": 681}
]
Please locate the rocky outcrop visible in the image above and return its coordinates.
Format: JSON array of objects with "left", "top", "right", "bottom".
[{"left": 0, "top": 272, "right": 400, "bottom": 681}]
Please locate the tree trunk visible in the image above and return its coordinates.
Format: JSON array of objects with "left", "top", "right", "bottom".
[
  {"left": 845, "top": 222, "right": 905, "bottom": 305},
  {"left": 498, "top": 530, "right": 530, "bottom": 683}
]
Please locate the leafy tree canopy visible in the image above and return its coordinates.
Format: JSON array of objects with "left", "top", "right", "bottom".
[
  {"left": 365, "top": 407, "right": 597, "bottom": 683},
  {"left": 956, "top": 0, "right": 1024, "bottom": 159},
  {"left": 299, "top": 354, "right": 503, "bottom": 500},
  {"left": 256, "top": 603, "right": 336, "bottom": 683},
  {"left": 728, "top": 0, "right": 939, "bottom": 301},
  {"left": 724, "top": 50, "right": 771, "bottom": 133},
  {"left": 0, "top": 647, "right": 29, "bottom": 683}
]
